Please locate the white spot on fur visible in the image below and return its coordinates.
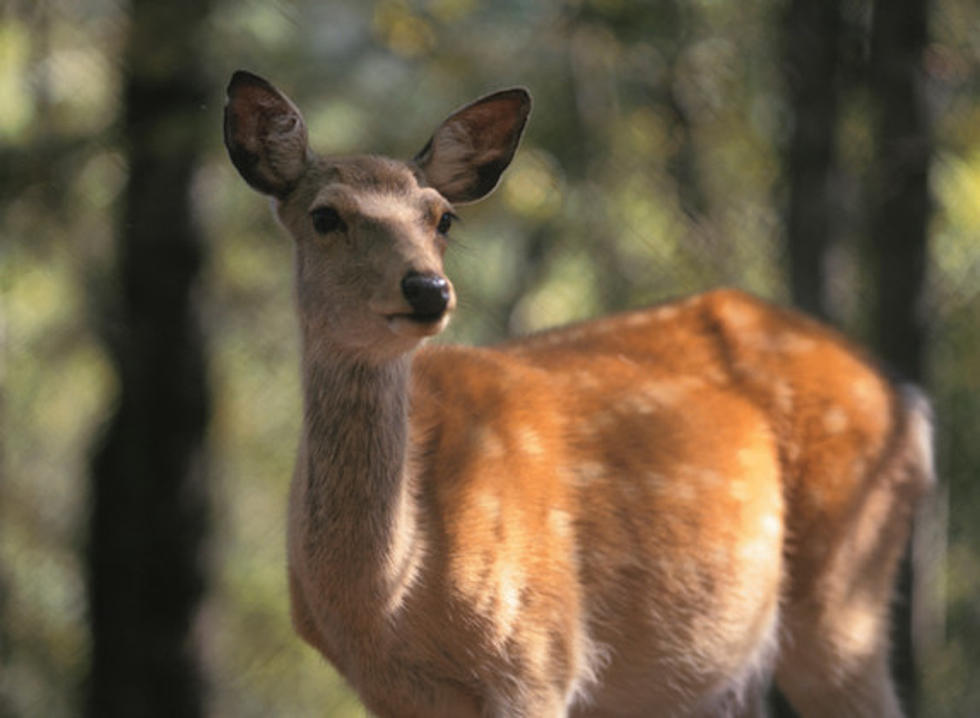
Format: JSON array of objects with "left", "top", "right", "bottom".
[
  {"left": 761, "top": 512, "right": 782, "bottom": 538},
  {"left": 851, "top": 376, "right": 878, "bottom": 403},
  {"left": 492, "top": 562, "right": 525, "bottom": 646},
  {"left": 473, "top": 424, "right": 505, "bottom": 460},
  {"left": 548, "top": 508, "right": 573, "bottom": 540},
  {"left": 728, "top": 480, "right": 749, "bottom": 503},
  {"left": 475, "top": 490, "right": 501, "bottom": 524},
  {"left": 737, "top": 535, "right": 776, "bottom": 565},
  {"left": 640, "top": 377, "right": 702, "bottom": 407},
  {"left": 773, "top": 380, "right": 794, "bottom": 413},
  {"left": 517, "top": 425, "right": 545, "bottom": 458},
  {"left": 617, "top": 394, "right": 657, "bottom": 415},
  {"left": 823, "top": 405, "right": 849, "bottom": 434},
  {"left": 573, "top": 462, "right": 605, "bottom": 486},
  {"left": 718, "top": 299, "right": 756, "bottom": 330},
  {"left": 773, "top": 331, "right": 817, "bottom": 354}
]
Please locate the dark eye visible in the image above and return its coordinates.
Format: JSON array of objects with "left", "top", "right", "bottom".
[
  {"left": 437, "top": 212, "right": 455, "bottom": 235},
  {"left": 311, "top": 206, "right": 344, "bottom": 235}
]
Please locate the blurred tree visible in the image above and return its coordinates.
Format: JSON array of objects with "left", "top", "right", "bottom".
[
  {"left": 86, "top": 0, "right": 212, "bottom": 716},
  {"left": 868, "top": 0, "right": 934, "bottom": 714},
  {"left": 869, "top": 0, "right": 932, "bottom": 381},
  {"left": 1, "top": 272, "right": 8, "bottom": 717},
  {"left": 782, "top": 0, "right": 843, "bottom": 321},
  {"left": 0, "top": 0, "right": 975, "bottom": 715},
  {"left": 0, "top": 329, "right": 9, "bottom": 718}
]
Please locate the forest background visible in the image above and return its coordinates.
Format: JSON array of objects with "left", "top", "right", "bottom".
[{"left": 1, "top": 0, "right": 978, "bottom": 716}]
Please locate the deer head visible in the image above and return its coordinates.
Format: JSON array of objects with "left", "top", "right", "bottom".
[{"left": 223, "top": 71, "right": 531, "bottom": 361}]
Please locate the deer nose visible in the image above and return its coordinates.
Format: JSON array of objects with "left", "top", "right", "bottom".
[{"left": 401, "top": 272, "right": 451, "bottom": 318}]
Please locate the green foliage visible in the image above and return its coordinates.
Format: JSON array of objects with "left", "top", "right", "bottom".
[{"left": 1, "top": 0, "right": 979, "bottom": 715}]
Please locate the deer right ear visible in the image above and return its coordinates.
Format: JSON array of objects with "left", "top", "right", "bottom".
[
  {"left": 224, "top": 70, "right": 311, "bottom": 197},
  {"left": 414, "top": 88, "right": 531, "bottom": 204}
]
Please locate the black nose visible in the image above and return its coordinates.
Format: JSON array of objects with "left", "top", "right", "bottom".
[{"left": 401, "top": 272, "right": 450, "bottom": 318}]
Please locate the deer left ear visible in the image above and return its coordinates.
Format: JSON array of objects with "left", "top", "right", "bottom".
[
  {"left": 413, "top": 88, "right": 531, "bottom": 204},
  {"left": 224, "top": 70, "right": 311, "bottom": 198}
]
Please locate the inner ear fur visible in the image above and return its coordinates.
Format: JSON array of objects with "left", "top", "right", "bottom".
[{"left": 414, "top": 88, "right": 532, "bottom": 204}]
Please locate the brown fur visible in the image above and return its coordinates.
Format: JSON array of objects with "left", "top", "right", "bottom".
[{"left": 225, "top": 72, "right": 934, "bottom": 717}]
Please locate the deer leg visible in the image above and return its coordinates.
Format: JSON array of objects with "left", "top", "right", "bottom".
[{"left": 775, "top": 479, "right": 916, "bottom": 717}]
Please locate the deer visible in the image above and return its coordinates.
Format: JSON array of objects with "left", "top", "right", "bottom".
[{"left": 223, "top": 70, "right": 934, "bottom": 718}]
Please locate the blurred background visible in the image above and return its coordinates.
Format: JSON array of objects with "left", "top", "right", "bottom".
[{"left": 1, "top": 0, "right": 978, "bottom": 716}]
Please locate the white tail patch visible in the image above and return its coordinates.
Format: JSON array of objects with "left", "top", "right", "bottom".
[{"left": 902, "top": 384, "right": 936, "bottom": 488}]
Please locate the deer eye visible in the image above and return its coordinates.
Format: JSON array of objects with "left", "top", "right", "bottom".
[
  {"left": 437, "top": 212, "right": 455, "bottom": 235},
  {"left": 311, "top": 206, "right": 345, "bottom": 235}
]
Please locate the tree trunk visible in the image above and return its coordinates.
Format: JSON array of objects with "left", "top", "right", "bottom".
[
  {"left": 868, "top": 0, "right": 933, "bottom": 715},
  {"left": 869, "top": 0, "right": 932, "bottom": 380},
  {"left": 0, "top": 297, "right": 10, "bottom": 718},
  {"left": 781, "top": 0, "right": 843, "bottom": 320},
  {"left": 86, "top": 1, "right": 212, "bottom": 716}
]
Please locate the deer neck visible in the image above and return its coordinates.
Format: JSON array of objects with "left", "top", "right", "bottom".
[{"left": 296, "top": 338, "right": 422, "bottom": 613}]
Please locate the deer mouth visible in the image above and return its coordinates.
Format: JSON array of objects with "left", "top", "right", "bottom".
[
  {"left": 401, "top": 310, "right": 446, "bottom": 324},
  {"left": 385, "top": 310, "right": 451, "bottom": 337}
]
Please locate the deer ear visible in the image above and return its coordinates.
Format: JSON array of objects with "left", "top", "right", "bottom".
[
  {"left": 413, "top": 88, "right": 531, "bottom": 204},
  {"left": 224, "top": 70, "right": 311, "bottom": 197}
]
